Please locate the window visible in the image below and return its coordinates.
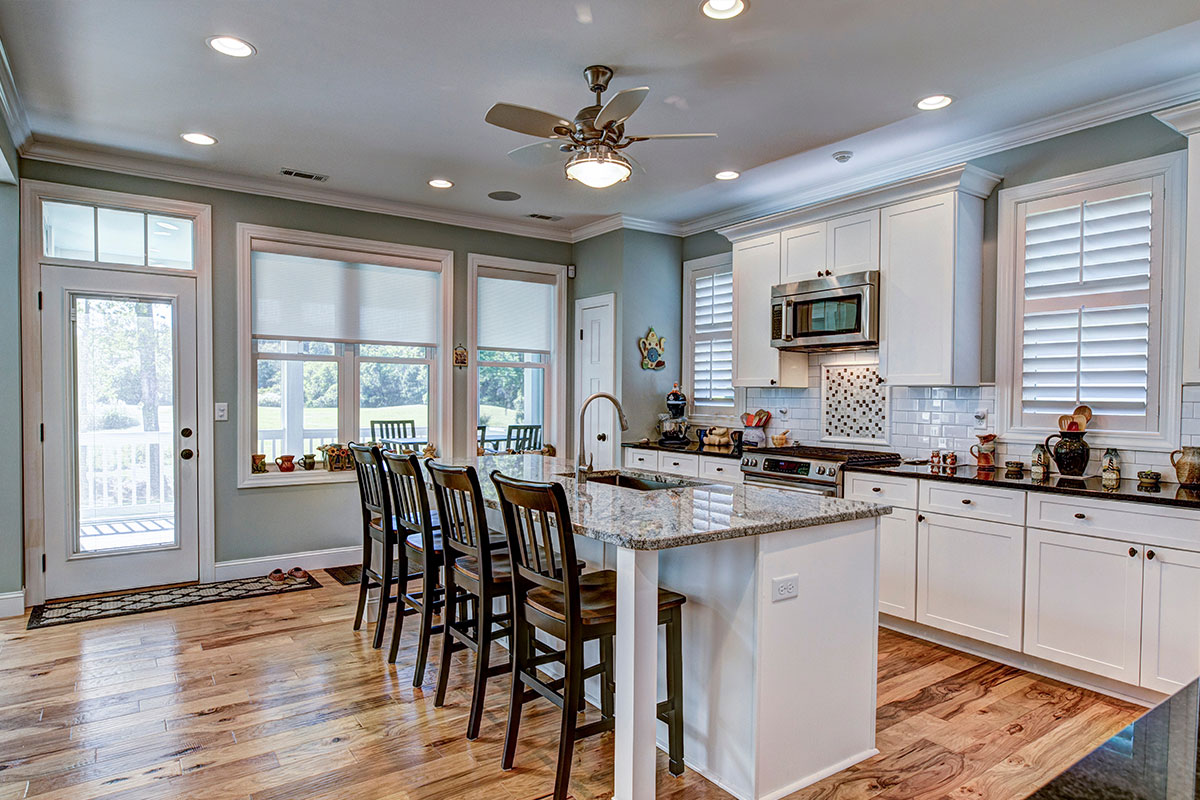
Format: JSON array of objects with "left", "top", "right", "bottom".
[
  {"left": 997, "top": 154, "right": 1185, "bottom": 448},
  {"left": 42, "top": 200, "right": 194, "bottom": 269},
  {"left": 238, "top": 226, "right": 452, "bottom": 483},
  {"left": 683, "top": 256, "right": 735, "bottom": 418},
  {"left": 469, "top": 256, "right": 566, "bottom": 452}
]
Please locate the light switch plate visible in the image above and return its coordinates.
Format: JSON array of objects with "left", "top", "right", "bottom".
[
  {"left": 771, "top": 574, "right": 799, "bottom": 602},
  {"left": 214, "top": 402, "right": 229, "bottom": 422}
]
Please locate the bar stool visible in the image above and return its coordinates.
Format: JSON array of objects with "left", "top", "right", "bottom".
[
  {"left": 425, "top": 460, "right": 513, "bottom": 739},
  {"left": 490, "top": 471, "right": 686, "bottom": 800},
  {"left": 380, "top": 451, "right": 446, "bottom": 681},
  {"left": 348, "top": 442, "right": 406, "bottom": 650}
]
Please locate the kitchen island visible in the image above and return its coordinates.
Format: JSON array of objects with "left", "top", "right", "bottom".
[{"left": 430, "top": 453, "right": 892, "bottom": 800}]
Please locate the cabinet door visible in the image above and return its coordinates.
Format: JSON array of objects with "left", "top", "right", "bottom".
[
  {"left": 879, "top": 507, "right": 917, "bottom": 620},
  {"left": 879, "top": 193, "right": 955, "bottom": 385},
  {"left": 1024, "top": 528, "right": 1142, "bottom": 684},
  {"left": 917, "top": 512, "right": 1024, "bottom": 650},
  {"left": 732, "top": 234, "right": 781, "bottom": 387},
  {"left": 624, "top": 448, "right": 656, "bottom": 470},
  {"left": 826, "top": 209, "right": 880, "bottom": 276},
  {"left": 781, "top": 222, "right": 827, "bottom": 283},
  {"left": 1142, "top": 545, "right": 1200, "bottom": 693}
]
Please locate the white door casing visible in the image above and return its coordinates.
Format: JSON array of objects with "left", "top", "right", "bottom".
[{"left": 574, "top": 293, "right": 616, "bottom": 469}]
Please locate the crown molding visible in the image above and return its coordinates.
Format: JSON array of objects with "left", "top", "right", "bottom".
[
  {"left": 569, "top": 214, "right": 684, "bottom": 243},
  {"left": 20, "top": 139, "right": 578, "bottom": 243},
  {"left": 681, "top": 71, "right": 1200, "bottom": 237},
  {"left": 1154, "top": 99, "right": 1200, "bottom": 136},
  {"left": 0, "top": 35, "right": 29, "bottom": 153}
]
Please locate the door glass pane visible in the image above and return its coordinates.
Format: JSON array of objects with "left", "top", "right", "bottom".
[
  {"left": 73, "top": 295, "right": 177, "bottom": 553},
  {"left": 43, "top": 201, "right": 96, "bottom": 261},
  {"left": 97, "top": 208, "right": 146, "bottom": 265},
  {"left": 147, "top": 215, "right": 195, "bottom": 269}
]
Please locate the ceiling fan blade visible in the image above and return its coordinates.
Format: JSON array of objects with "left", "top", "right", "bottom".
[
  {"left": 507, "top": 140, "right": 568, "bottom": 167},
  {"left": 595, "top": 87, "right": 650, "bottom": 129},
  {"left": 485, "top": 103, "right": 572, "bottom": 138},
  {"left": 630, "top": 133, "right": 718, "bottom": 140}
]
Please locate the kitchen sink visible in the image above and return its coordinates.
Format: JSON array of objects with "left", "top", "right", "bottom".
[{"left": 558, "top": 470, "right": 706, "bottom": 491}]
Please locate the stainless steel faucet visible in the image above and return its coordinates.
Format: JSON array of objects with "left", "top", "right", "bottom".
[{"left": 576, "top": 392, "right": 629, "bottom": 483}]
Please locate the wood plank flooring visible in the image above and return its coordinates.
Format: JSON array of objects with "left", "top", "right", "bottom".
[{"left": 0, "top": 576, "right": 1143, "bottom": 800}]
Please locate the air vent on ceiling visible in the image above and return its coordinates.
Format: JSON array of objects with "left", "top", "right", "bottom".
[
  {"left": 279, "top": 167, "right": 329, "bottom": 182},
  {"left": 526, "top": 213, "right": 564, "bottom": 222}
]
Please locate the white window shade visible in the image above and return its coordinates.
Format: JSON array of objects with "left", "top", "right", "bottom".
[
  {"left": 477, "top": 273, "right": 555, "bottom": 353},
  {"left": 692, "top": 268, "right": 735, "bottom": 406},
  {"left": 252, "top": 251, "right": 439, "bottom": 345}
]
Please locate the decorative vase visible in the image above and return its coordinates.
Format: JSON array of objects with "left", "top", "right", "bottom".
[
  {"left": 1170, "top": 446, "right": 1200, "bottom": 487},
  {"left": 1045, "top": 431, "right": 1090, "bottom": 477}
]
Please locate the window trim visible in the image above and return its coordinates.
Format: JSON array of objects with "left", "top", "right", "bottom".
[
  {"left": 467, "top": 253, "right": 568, "bottom": 456},
  {"left": 995, "top": 152, "right": 1186, "bottom": 451},
  {"left": 236, "top": 224, "right": 453, "bottom": 487},
  {"left": 682, "top": 253, "right": 743, "bottom": 424}
]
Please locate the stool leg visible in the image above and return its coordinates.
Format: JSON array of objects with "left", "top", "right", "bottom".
[
  {"left": 434, "top": 568, "right": 458, "bottom": 706},
  {"left": 466, "top": 598, "right": 492, "bottom": 740},
  {"left": 553, "top": 636, "right": 583, "bottom": 800},
  {"left": 411, "top": 555, "right": 437, "bottom": 684},
  {"left": 373, "top": 538, "right": 394, "bottom": 649},
  {"left": 599, "top": 634, "right": 615, "bottom": 720},
  {"left": 387, "top": 548, "right": 411, "bottom": 664},
  {"left": 501, "top": 615, "right": 529, "bottom": 771},
  {"left": 352, "top": 532, "right": 371, "bottom": 632},
  {"left": 666, "top": 606, "right": 685, "bottom": 776}
]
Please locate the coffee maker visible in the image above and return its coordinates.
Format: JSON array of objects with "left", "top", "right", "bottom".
[{"left": 657, "top": 383, "right": 690, "bottom": 445}]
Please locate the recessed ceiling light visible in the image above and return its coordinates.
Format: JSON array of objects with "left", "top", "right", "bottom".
[
  {"left": 915, "top": 94, "right": 954, "bottom": 111},
  {"left": 714, "top": 170, "right": 740, "bottom": 180},
  {"left": 181, "top": 132, "right": 217, "bottom": 145},
  {"left": 428, "top": 178, "right": 454, "bottom": 189},
  {"left": 206, "top": 35, "right": 256, "bottom": 58},
  {"left": 701, "top": 0, "right": 746, "bottom": 19}
]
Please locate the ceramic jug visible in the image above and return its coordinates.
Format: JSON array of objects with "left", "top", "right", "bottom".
[
  {"left": 1170, "top": 446, "right": 1200, "bottom": 486},
  {"left": 275, "top": 455, "right": 296, "bottom": 473},
  {"left": 251, "top": 453, "right": 268, "bottom": 474},
  {"left": 970, "top": 433, "right": 997, "bottom": 470},
  {"left": 1045, "top": 431, "right": 1090, "bottom": 477}
]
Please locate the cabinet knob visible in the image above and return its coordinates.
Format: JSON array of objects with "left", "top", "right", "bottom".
[
  {"left": 961, "top": 498, "right": 972, "bottom": 505},
  {"left": 715, "top": 467, "right": 724, "bottom": 472},
  {"left": 1147, "top": 550, "right": 1156, "bottom": 560},
  {"left": 917, "top": 514, "right": 926, "bottom": 522},
  {"left": 872, "top": 487, "right": 882, "bottom": 493},
  {"left": 1129, "top": 547, "right": 1139, "bottom": 558},
  {"left": 769, "top": 379, "right": 777, "bottom": 385},
  {"left": 1073, "top": 512, "right": 1086, "bottom": 520}
]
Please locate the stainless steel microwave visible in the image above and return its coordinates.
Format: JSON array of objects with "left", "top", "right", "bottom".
[{"left": 770, "top": 270, "right": 879, "bottom": 351}]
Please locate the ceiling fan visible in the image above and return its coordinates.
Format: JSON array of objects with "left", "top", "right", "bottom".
[{"left": 484, "top": 65, "right": 717, "bottom": 189}]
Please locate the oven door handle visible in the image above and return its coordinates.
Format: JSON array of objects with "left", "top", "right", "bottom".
[{"left": 744, "top": 473, "right": 836, "bottom": 496}]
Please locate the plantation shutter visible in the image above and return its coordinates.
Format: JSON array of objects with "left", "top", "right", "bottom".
[
  {"left": 1019, "top": 178, "right": 1159, "bottom": 428},
  {"left": 476, "top": 268, "right": 556, "bottom": 353},
  {"left": 692, "top": 266, "right": 734, "bottom": 407}
]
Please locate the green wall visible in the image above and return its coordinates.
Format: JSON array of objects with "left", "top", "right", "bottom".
[
  {"left": 19, "top": 159, "right": 572, "bottom": 564},
  {"left": 681, "top": 229, "right": 731, "bottom": 262}
]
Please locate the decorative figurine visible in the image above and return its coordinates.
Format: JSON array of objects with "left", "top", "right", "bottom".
[
  {"left": 638, "top": 328, "right": 667, "bottom": 371},
  {"left": 943, "top": 451, "right": 958, "bottom": 467},
  {"left": 422, "top": 443, "right": 438, "bottom": 459},
  {"left": 1031, "top": 443, "right": 1051, "bottom": 481},
  {"left": 1138, "top": 470, "right": 1162, "bottom": 491},
  {"left": 452, "top": 344, "right": 468, "bottom": 368},
  {"left": 1102, "top": 447, "right": 1121, "bottom": 488},
  {"left": 251, "top": 453, "right": 268, "bottom": 474}
]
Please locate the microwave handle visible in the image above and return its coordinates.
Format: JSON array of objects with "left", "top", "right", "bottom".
[{"left": 783, "top": 299, "right": 794, "bottom": 341}]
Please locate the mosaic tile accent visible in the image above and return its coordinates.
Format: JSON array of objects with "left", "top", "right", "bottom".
[{"left": 822, "top": 363, "right": 889, "bottom": 443}]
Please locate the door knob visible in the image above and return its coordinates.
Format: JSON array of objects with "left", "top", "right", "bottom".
[
  {"left": 181, "top": 427, "right": 193, "bottom": 438},
  {"left": 597, "top": 433, "right": 607, "bottom": 442},
  {"left": 180, "top": 448, "right": 194, "bottom": 460}
]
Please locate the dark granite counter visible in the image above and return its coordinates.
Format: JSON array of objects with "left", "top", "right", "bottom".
[
  {"left": 621, "top": 440, "right": 742, "bottom": 460},
  {"left": 1028, "top": 678, "right": 1198, "bottom": 799},
  {"left": 845, "top": 463, "right": 1200, "bottom": 511}
]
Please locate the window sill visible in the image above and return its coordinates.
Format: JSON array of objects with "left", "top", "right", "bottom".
[
  {"left": 237, "top": 469, "right": 357, "bottom": 489},
  {"left": 999, "top": 428, "right": 1179, "bottom": 455}
]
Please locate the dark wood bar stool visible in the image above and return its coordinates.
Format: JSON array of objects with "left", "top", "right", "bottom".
[
  {"left": 490, "top": 471, "right": 686, "bottom": 800},
  {"left": 425, "top": 459, "right": 513, "bottom": 740},
  {"left": 380, "top": 451, "right": 447, "bottom": 681},
  {"left": 348, "top": 442, "right": 406, "bottom": 650}
]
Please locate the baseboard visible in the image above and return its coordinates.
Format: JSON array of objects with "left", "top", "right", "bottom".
[
  {"left": 881, "top": 616, "right": 1166, "bottom": 707},
  {"left": 0, "top": 590, "right": 26, "bottom": 620},
  {"left": 759, "top": 748, "right": 879, "bottom": 800},
  {"left": 213, "top": 546, "right": 361, "bottom": 582}
]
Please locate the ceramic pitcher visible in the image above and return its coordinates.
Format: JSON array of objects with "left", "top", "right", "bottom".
[{"left": 1171, "top": 446, "right": 1200, "bottom": 486}]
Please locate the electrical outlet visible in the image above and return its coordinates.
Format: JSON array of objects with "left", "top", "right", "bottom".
[
  {"left": 771, "top": 574, "right": 799, "bottom": 602},
  {"left": 214, "top": 402, "right": 229, "bottom": 422},
  {"left": 974, "top": 408, "right": 988, "bottom": 430}
]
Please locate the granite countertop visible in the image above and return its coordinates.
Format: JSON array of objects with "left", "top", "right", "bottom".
[
  {"left": 427, "top": 454, "right": 890, "bottom": 551},
  {"left": 845, "top": 462, "right": 1200, "bottom": 511},
  {"left": 1028, "top": 677, "right": 1198, "bottom": 799},
  {"left": 621, "top": 440, "right": 742, "bottom": 460}
]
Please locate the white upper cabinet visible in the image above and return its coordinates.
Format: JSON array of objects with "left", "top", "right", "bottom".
[
  {"left": 731, "top": 234, "right": 809, "bottom": 388},
  {"left": 826, "top": 209, "right": 880, "bottom": 276},
  {"left": 781, "top": 223, "right": 826, "bottom": 284}
]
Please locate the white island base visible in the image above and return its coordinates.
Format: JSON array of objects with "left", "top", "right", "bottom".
[{"left": 608, "top": 516, "right": 880, "bottom": 800}]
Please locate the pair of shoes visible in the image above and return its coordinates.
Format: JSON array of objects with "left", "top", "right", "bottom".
[{"left": 268, "top": 567, "right": 309, "bottom": 582}]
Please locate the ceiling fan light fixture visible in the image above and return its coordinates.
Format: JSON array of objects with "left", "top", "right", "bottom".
[
  {"left": 206, "top": 35, "right": 256, "bottom": 58},
  {"left": 564, "top": 147, "right": 632, "bottom": 189},
  {"left": 701, "top": 0, "right": 746, "bottom": 19},
  {"left": 916, "top": 94, "right": 954, "bottom": 110}
]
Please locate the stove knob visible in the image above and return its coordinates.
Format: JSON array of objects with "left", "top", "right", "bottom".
[
  {"left": 828, "top": 465, "right": 837, "bottom": 475},
  {"left": 816, "top": 466, "right": 826, "bottom": 475}
]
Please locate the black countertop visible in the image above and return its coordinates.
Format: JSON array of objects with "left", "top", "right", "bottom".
[
  {"left": 621, "top": 440, "right": 742, "bottom": 460},
  {"left": 1028, "top": 678, "right": 1199, "bottom": 799},
  {"left": 844, "top": 463, "right": 1200, "bottom": 511}
]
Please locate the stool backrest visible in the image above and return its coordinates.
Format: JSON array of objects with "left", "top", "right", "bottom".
[
  {"left": 349, "top": 442, "right": 391, "bottom": 533},
  {"left": 381, "top": 451, "right": 435, "bottom": 546},
  {"left": 426, "top": 460, "right": 497, "bottom": 580},
  {"left": 491, "top": 471, "right": 580, "bottom": 623},
  {"left": 371, "top": 419, "right": 417, "bottom": 442}
]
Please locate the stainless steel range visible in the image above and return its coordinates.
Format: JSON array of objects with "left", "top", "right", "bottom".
[{"left": 740, "top": 444, "right": 902, "bottom": 496}]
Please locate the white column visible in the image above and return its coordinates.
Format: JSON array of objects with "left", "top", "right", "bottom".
[
  {"left": 613, "top": 545, "right": 660, "bottom": 800},
  {"left": 1155, "top": 100, "right": 1200, "bottom": 383}
]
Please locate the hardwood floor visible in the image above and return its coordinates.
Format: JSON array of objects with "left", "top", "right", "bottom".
[{"left": 0, "top": 576, "right": 1143, "bottom": 800}]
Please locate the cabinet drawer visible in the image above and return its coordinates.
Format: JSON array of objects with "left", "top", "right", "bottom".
[
  {"left": 699, "top": 456, "right": 742, "bottom": 484},
  {"left": 658, "top": 452, "right": 700, "bottom": 477},
  {"left": 623, "top": 448, "right": 657, "bottom": 470},
  {"left": 1027, "top": 493, "right": 1200, "bottom": 550},
  {"left": 843, "top": 472, "right": 917, "bottom": 509},
  {"left": 919, "top": 481, "right": 1025, "bottom": 525}
]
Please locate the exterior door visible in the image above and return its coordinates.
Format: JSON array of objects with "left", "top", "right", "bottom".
[
  {"left": 41, "top": 266, "right": 200, "bottom": 598},
  {"left": 575, "top": 294, "right": 616, "bottom": 468}
]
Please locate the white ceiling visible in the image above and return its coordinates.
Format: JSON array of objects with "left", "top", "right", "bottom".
[{"left": 2, "top": 0, "right": 1199, "bottom": 237}]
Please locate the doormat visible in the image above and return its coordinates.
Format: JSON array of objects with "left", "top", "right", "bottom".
[
  {"left": 26, "top": 573, "right": 322, "bottom": 630},
  {"left": 325, "top": 564, "right": 362, "bottom": 585}
]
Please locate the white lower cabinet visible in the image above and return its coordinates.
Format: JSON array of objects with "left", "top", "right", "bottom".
[
  {"left": 624, "top": 448, "right": 656, "bottom": 470},
  {"left": 699, "top": 456, "right": 742, "bottom": 484},
  {"left": 916, "top": 512, "right": 1025, "bottom": 650},
  {"left": 879, "top": 507, "right": 917, "bottom": 621},
  {"left": 1141, "top": 545, "right": 1200, "bottom": 693},
  {"left": 657, "top": 452, "right": 700, "bottom": 478},
  {"left": 1023, "top": 528, "right": 1143, "bottom": 685}
]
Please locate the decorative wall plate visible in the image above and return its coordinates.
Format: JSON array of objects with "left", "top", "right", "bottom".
[
  {"left": 452, "top": 344, "right": 468, "bottom": 368},
  {"left": 638, "top": 328, "right": 666, "bottom": 370}
]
